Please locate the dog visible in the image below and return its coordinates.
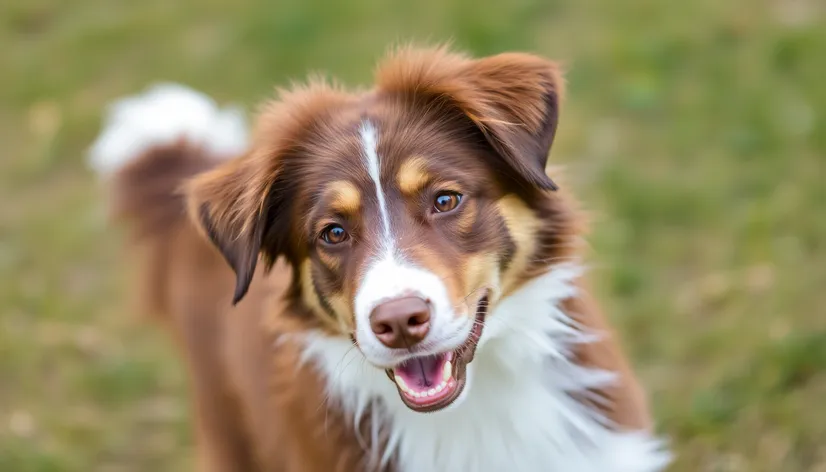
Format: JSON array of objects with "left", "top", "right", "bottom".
[{"left": 89, "top": 46, "right": 670, "bottom": 472}]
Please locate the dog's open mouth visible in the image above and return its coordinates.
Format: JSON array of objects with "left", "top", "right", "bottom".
[{"left": 385, "top": 295, "right": 488, "bottom": 412}]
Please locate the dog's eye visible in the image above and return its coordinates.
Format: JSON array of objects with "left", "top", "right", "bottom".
[
  {"left": 320, "top": 224, "right": 349, "bottom": 245},
  {"left": 433, "top": 191, "right": 463, "bottom": 213}
]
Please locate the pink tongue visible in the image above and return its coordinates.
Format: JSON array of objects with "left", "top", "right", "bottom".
[{"left": 395, "top": 354, "right": 444, "bottom": 389}]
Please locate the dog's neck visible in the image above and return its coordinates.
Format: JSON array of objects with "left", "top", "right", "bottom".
[{"left": 300, "top": 264, "right": 669, "bottom": 472}]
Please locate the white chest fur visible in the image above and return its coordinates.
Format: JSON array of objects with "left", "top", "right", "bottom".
[{"left": 301, "top": 265, "right": 670, "bottom": 472}]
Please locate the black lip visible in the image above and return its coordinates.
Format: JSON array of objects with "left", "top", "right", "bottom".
[{"left": 386, "top": 293, "right": 489, "bottom": 413}]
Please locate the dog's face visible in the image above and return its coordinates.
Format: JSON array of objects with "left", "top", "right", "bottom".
[{"left": 187, "top": 47, "right": 578, "bottom": 412}]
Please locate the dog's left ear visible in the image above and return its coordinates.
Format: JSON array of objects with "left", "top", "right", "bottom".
[{"left": 377, "top": 48, "right": 564, "bottom": 191}]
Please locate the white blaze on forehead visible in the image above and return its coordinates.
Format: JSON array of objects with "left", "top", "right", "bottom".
[
  {"left": 354, "top": 120, "right": 467, "bottom": 366},
  {"left": 359, "top": 121, "right": 393, "bottom": 250}
]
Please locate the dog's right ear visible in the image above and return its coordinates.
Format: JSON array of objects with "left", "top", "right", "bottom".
[{"left": 185, "top": 153, "right": 276, "bottom": 305}]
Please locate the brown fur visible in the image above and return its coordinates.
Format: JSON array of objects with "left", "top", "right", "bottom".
[{"left": 106, "top": 46, "right": 651, "bottom": 471}]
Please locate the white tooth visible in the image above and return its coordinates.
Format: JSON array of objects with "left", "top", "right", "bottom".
[
  {"left": 428, "top": 388, "right": 436, "bottom": 396},
  {"left": 443, "top": 361, "right": 452, "bottom": 381},
  {"left": 448, "top": 380, "right": 456, "bottom": 388},
  {"left": 412, "top": 391, "right": 421, "bottom": 398},
  {"left": 436, "top": 383, "right": 444, "bottom": 393},
  {"left": 396, "top": 376, "right": 407, "bottom": 390}
]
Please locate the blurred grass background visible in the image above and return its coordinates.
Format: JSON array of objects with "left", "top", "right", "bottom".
[{"left": 1, "top": 0, "right": 824, "bottom": 470}]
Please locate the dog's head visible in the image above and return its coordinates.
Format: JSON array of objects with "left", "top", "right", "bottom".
[{"left": 187, "top": 47, "right": 579, "bottom": 412}]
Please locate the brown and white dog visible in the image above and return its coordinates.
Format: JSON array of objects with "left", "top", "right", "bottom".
[{"left": 89, "top": 47, "right": 670, "bottom": 472}]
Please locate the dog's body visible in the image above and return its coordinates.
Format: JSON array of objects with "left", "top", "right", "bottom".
[{"left": 90, "top": 48, "right": 670, "bottom": 472}]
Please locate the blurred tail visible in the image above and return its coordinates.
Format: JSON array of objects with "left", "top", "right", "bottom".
[{"left": 88, "top": 83, "right": 248, "bottom": 319}]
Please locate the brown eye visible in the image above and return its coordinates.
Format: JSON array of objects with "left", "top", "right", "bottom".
[
  {"left": 320, "top": 224, "right": 349, "bottom": 245},
  {"left": 433, "top": 191, "right": 463, "bottom": 213}
]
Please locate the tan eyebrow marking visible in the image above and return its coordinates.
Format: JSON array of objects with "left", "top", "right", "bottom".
[
  {"left": 398, "top": 157, "right": 431, "bottom": 195},
  {"left": 326, "top": 180, "right": 361, "bottom": 214}
]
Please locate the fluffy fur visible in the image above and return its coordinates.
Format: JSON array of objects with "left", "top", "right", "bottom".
[
  {"left": 91, "top": 47, "right": 671, "bottom": 472},
  {"left": 303, "top": 264, "right": 670, "bottom": 472},
  {"left": 89, "top": 83, "right": 248, "bottom": 174}
]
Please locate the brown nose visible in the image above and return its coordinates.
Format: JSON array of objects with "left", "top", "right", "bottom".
[{"left": 369, "top": 296, "right": 431, "bottom": 349}]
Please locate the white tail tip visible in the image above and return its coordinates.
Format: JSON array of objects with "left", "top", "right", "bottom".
[{"left": 88, "top": 83, "right": 249, "bottom": 175}]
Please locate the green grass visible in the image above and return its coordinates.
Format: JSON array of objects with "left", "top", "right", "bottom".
[{"left": 1, "top": 0, "right": 824, "bottom": 470}]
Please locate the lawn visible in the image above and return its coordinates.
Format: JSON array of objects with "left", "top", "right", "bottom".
[{"left": 1, "top": 0, "right": 824, "bottom": 470}]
